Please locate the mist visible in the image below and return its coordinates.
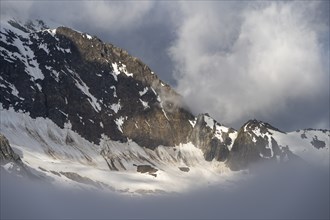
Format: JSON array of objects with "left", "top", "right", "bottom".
[{"left": 1, "top": 163, "right": 329, "bottom": 219}]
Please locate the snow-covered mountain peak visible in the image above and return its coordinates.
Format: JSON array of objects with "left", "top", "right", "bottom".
[
  {"left": 243, "top": 119, "right": 284, "bottom": 135},
  {"left": 1, "top": 18, "right": 329, "bottom": 195}
]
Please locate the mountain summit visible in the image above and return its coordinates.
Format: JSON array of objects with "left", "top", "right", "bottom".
[{"left": 1, "top": 19, "right": 329, "bottom": 193}]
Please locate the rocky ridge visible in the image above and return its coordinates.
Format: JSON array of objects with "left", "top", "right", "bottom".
[{"left": 0, "top": 19, "right": 329, "bottom": 175}]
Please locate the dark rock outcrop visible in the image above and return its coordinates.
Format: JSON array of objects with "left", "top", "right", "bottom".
[
  {"left": 0, "top": 133, "right": 33, "bottom": 176},
  {"left": 227, "top": 120, "right": 285, "bottom": 170},
  {"left": 190, "top": 114, "right": 236, "bottom": 162},
  {"left": 0, "top": 20, "right": 194, "bottom": 150},
  {"left": 135, "top": 164, "right": 158, "bottom": 177},
  {"left": 311, "top": 136, "right": 326, "bottom": 149},
  {"left": 0, "top": 133, "right": 21, "bottom": 164},
  {"left": 178, "top": 167, "right": 190, "bottom": 172}
]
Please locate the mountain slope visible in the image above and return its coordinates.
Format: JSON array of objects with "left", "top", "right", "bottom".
[
  {"left": 227, "top": 120, "right": 329, "bottom": 170},
  {"left": 1, "top": 19, "right": 192, "bottom": 148},
  {"left": 0, "top": 19, "right": 329, "bottom": 193}
]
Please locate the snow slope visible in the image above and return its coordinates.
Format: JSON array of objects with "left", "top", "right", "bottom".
[
  {"left": 272, "top": 129, "right": 329, "bottom": 166},
  {"left": 0, "top": 107, "right": 240, "bottom": 194}
]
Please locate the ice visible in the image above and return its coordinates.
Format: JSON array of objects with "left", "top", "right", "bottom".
[
  {"left": 1, "top": 78, "right": 23, "bottom": 100},
  {"left": 115, "top": 116, "right": 125, "bottom": 133},
  {"left": 145, "top": 120, "right": 151, "bottom": 127},
  {"left": 252, "top": 126, "right": 262, "bottom": 136},
  {"left": 214, "top": 124, "right": 230, "bottom": 142},
  {"left": 67, "top": 68, "right": 101, "bottom": 112},
  {"left": 139, "top": 99, "right": 150, "bottom": 109},
  {"left": 85, "top": 34, "right": 92, "bottom": 40},
  {"left": 156, "top": 95, "right": 161, "bottom": 103},
  {"left": 45, "top": 65, "right": 60, "bottom": 82},
  {"left": 55, "top": 45, "right": 71, "bottom": 54},
  {"left": 1, "top": 21, "right": 45, "bottom": 81},
  {"left": 162, "top": 108, "right": 169, "bottom": 120},
  {"left": 58, "top": 109, "right": 68, "bottom": 117},
  {"left": 110, "top": 86, "right": 117, "bottom": 97},
  {"left": 139, "top": 87, "right": 148, "bottom": 96},
  {"left": 244, "top": 124, "right": 248, "bottom": 132},
  {"left": 111, "top": 62, "right": 133, "bottom": 80},
  {"left": 45, "top": 28, "right": 57, "bottom": 37},
  {"left": 118, "top": 63, "right": 133, "bottom": 77},
  {"left": 150, "top": 88, "right": 157, "bottom": 96},
  {"left": 189, "top": 119, "right": 196, "bottom": 127},
  {"left": 110, "top": 100, "right": 121, "bottom": 113},
  {"left": 111, "top": 63, "right": 120, "bottom": 81},
  {"left": 75, "top": 80, "right": 101, "bottom": 112},
  {"left": 38, "top": 43, "right": 49, "bottom": 54},
  {"left": 214, "top": 130, "right": 223, "bottom": 142},
  {"left": 64, "top": 121, "right": 72, "bottom": 129},
  {"left": 228, "top": 132, "right": 237, "bottom": 150},
  {"left": 204, "top": 115, "right": 214, "bottom": 129},
  {"left": 14, "top": 38, "right": 44, "bottom": 80},
  {"left": 36, "top": 83, "right": 42, "bottom": 91}
]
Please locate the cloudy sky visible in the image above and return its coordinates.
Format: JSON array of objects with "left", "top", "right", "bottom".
[{"left": 1, "top": 1, "right": 329, "bottom": 131}]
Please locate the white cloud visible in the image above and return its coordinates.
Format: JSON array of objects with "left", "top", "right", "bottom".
[
  {"left": 0, "top": 1, "right": 154, "bottom": 32},
  {"left": 169, "top": 2, "right": 329, "bottom": 129},
  {"left": 0, "top": 1, "right": 34, "bottom": 20},
  {"left": 78, "top": 1, "right": 154, "bottom": 32}
]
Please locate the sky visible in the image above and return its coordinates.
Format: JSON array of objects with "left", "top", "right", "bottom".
[{"left": 1, "top": 1, "right": 329, "bottom": 131}]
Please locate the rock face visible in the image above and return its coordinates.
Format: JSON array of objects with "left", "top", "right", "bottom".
[
  {"left": 135, "top": 164, "right": 158, "bottom": 177},
  {"left": 227, "top": 120, "right": 290, "bottom": 170},
  {"left": 0, "top": 133, "right": 21, "bottom": 164},
  {"left": 0, "top": 133, "right": 30, "bottom": 176},
  {"left": 0, "top": 19, "right": 194, "bottom": 150},
  {"left": 310, "top": 136, "right": 326, "bottom": 149},
  {"left": 190, "top": 114, "right": 236, "bottom": 162}
]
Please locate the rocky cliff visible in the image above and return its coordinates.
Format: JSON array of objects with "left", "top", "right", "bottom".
[
  {"left": 1, "top": 20, "right": 195, "bottom": 148},
  {"left": 1, "top": 19, "right": 329, "bottom": 175}
]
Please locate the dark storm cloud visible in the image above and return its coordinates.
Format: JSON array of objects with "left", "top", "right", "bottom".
[{"left": 1, "top": 1, "right": 329, "bottom": 130}]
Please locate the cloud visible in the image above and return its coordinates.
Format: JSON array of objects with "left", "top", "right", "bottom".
[
  {"left": 0, "top": 1, "right": 154, "bottom": 32},
  {"left": 1, "top": 164, "right": 329, "bottom": 219},
  {"left": 0, "top": 1, "right": 34, "bottom": 20},
  {"left": 169, "top": 1, "right": 329, "bottom": 130}
]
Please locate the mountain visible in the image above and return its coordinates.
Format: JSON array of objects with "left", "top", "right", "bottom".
[
  {"left": 0, "top": 19, "right": 329, "bottom": 193},
  {"left": 227, "top": 120, "right": 329, "bottom": 170}
]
